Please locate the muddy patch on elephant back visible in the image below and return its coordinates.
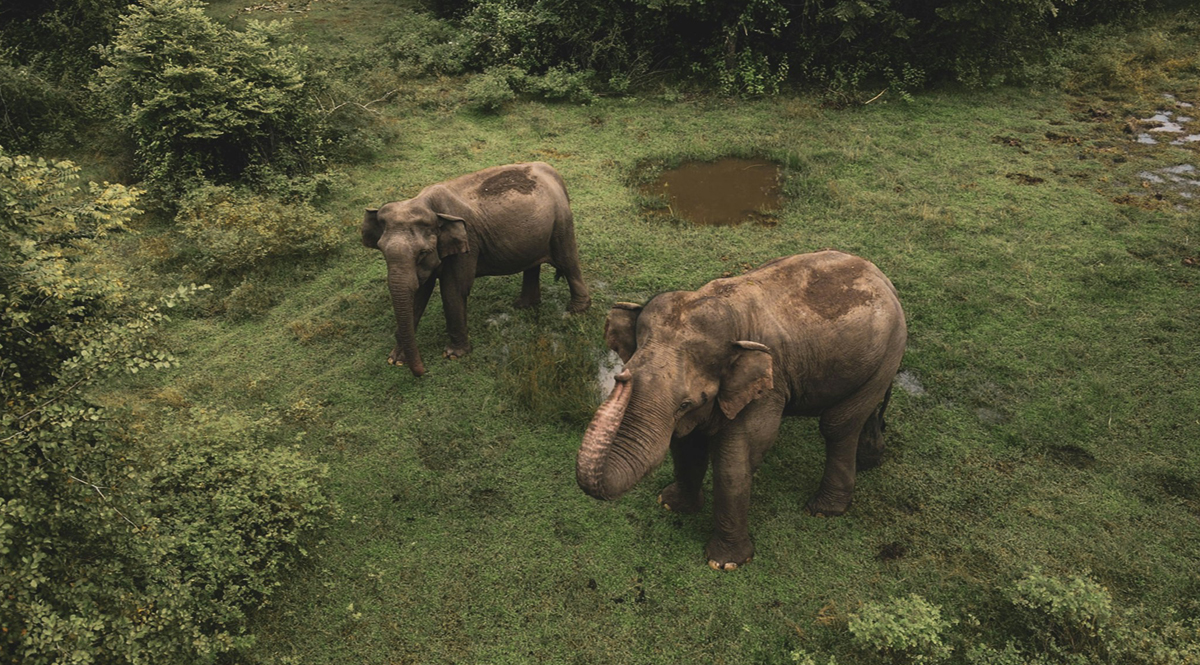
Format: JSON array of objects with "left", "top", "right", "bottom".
[
  {"left": 804, "top": 262, "right": 873, "bottom": 320},
  {"left": 639, "top": 158, "right": 783, "bottom": 226},
  {"left": 477, "top": 167, "right": 537, "bottom": 197}
]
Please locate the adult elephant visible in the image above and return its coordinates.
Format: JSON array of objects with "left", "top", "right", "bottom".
[
  {"left": 576, "top": 251, "right": 906, "bottom": 570},
  {"left": 362, "top": 162, "right": 591, "bottom": 376}
]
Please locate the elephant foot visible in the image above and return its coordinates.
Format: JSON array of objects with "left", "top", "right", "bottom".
[
  {"left": 567, "top": 296, "right": 592, "bottom": 314},
  {"left": 705, "top": 536, "right": 754, "bottom": 571},
  {"left": 388, "top": 347, "right": 426, "bottom": 376},
  {"left": 514, "top": 295, "right": 541, "bottom": 309},
  {"left": 658, "top": 482, "right": 704, "bottom": 514},
  {"left": 387, "top": 346, "right": 408, "bottom": 366},
  {"left": 443, "top": 343, "right": 471, "bottom": 360},
  {"left": 805, "top": 489, "right": 853, "bottom": 517},
  {"left": 856, "top": 449, "right": 884, "bottom": 471}
]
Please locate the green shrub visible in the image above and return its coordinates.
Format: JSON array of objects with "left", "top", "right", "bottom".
[
  {"left": 1, "top": 146, "right": 335, "bottom": 665},
  {"left": 95, "top": 0, "right": 325, "bottom": 198},
  {"left": 466, "top": 66, "right": 522, "bottom": 112},
  {"left": 221, "top": 277, "right": 284, "bottom": 321},
  {"left": 385, "top": 11, "right": 471, "bottom": 76},
  {"left": 849, "top": 594, "right": 955, "bottom": 664},
  {"left": 1007, "top": 568, "right": 1113, "bottom": 657},
  {"left": 175, "top": 184, "right": 341, "bottom": 275}
]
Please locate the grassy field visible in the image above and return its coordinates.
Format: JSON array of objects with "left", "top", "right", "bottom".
[{"left": 105, "top": 2, "right": 1200, "bottom": 662}]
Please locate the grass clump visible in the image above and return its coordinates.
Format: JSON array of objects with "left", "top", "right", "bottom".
[{"left": 494, "top": 306, "right": 608, "bottom": 427}]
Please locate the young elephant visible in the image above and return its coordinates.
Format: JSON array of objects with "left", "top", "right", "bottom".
[
  {"left": 362, "top": 162, "right": 591, "bottom": 376},
  {"left": 577, "top": 251, "right": 906, "bottom": 570}
]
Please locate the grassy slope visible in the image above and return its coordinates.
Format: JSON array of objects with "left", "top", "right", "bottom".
[{"left": 112, "top": 3, "right": 1200, "bottom": 663}]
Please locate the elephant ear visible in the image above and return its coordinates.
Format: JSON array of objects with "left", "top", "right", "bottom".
[
  {"left": 718, "top": 341, "right": 774, "bottom": 420},
  {"left": 605, "top": 302, "right": 642, "bottom": 362},
  {"left": 361, "top": 208, "right": 383, "bottom": 249},
  {"left": 436, "top": 213, "right": 469, "bottom": 258}
]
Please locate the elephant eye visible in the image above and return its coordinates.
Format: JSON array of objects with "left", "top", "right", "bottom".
[{"left": 678, "top": 400, "right": 693, "bottom": 412}]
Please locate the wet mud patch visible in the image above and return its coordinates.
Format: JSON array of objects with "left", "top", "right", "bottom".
[
  {"left": 1048, "top": 444, "right": 1096, "bottom": 470},
  {"left": 876, "top": 541, "right": 909, "bottom": 562},
  {"left": 638, "top": 157, "right": 783, "bottom": 226},
  {"left": 1006, "top": 172, "right": 1045, "bottom": 185}
]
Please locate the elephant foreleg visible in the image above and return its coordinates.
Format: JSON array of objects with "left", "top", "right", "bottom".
[
  {"left": 440, "top": 270, "right": 474, "bottom": 360},
  {"left": 659, "top": 435, "right": 708, "bottom": 514},
  {"left": 389, "top": 277, "right": 437, "bottom": 366}
]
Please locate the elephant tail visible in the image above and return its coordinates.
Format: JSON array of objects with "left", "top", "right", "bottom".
[{"left": 555, "top": 266, "right": 565, "bottom": 281}]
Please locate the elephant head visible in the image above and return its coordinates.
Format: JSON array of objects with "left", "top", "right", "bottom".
[
  {"left": 361, "top": 185, "right": 472, "bottom": 377},
  {"left": 576, "top": 295, "right": 774, "bottom": 500}
]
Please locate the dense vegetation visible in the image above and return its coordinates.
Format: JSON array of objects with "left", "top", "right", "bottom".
[{"left": 2, "top": 0, "right": 1199, "bottom": 662}]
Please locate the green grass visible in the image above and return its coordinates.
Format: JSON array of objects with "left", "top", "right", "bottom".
[{"left": 103, "top": 3, "right": 1200, "bottom": 663}]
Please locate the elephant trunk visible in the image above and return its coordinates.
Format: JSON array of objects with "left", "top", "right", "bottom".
[
  {"left": 387, "top": 266, "right": 425, "bottom": 377},
  {"left": 576, "top": 370, "right": 673, "bottom": 500}
]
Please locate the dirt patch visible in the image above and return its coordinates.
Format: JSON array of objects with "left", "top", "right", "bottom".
[
  {"left": 876, "top": 541, "right": 908, "bottom": 561},
  {"left": 640, "top": 157, "right": 782, "bottom": 226},
  {"left": 804, "top": 261, "right": 873, "bottom": 321},
  {"left": 1048, "top": 445, "right": 1096, "bottom": 469},
  {"left": 477, "top": 167, "right": 537, "bottom": 197},
  {"left": 1006, "top": 173, "right": 1045, "bottom": 185}
]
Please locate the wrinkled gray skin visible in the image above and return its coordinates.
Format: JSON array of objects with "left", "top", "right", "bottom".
[
  {"left": 362, "top": 162, "right": 591, "bottom": 376},
  {"left": 577, "top": 251, "right": 906, "bottom": 570}
]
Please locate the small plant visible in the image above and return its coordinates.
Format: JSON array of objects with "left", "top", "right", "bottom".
[
  {"left": 1007, "top": 568, "right": 1113, "bottom": 657},
  {"left": 849, "top": 594, "right": 955, "bottom": 664}
]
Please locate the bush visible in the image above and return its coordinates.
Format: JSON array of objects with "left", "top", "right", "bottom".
[
  {"left": 175, "top": 184, "right": 341, "bottom": 275},
  {"left": 95, "top": 0, "right": 325, "bottom": 198},
  {"left": 466, "top": 66, "right": 521, "bottom": 112},
  {"left": 849, "top": 593, "right": 955, "bottom": 664},
  {"left": 1, "top": 146, "right": 335, "bottom": 664},
  {"left": 1007, "top": 568, "right": 1113, "bottom": 657},
  {"left": 385, "top": 11, "right": 471, "bottom": 76}
]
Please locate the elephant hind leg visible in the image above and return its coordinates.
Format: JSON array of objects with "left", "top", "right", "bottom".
[
  {"left": 856, "top": 386, "right": 892, "bottom": 470},
  {"left": 515, "top": 265, "right": 542, "bottom": 309},
  {"left": 549, "top": 213, "right": 591, "bottom": 313}
]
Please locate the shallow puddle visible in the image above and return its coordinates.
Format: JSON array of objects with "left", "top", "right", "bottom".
[{"left": 641, "top": 158, "right": 782, "bottom": 226}]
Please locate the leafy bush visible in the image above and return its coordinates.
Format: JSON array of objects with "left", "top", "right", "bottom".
[
  {"left": 385, "top": 11, "right": 471, "bottom": 76},
  {"left": 849, "top": 593, "right": 955, "bottom": 664},
  {"left": 95, "top": 0, "right": 325, "bottom": 198},
  {"left": 466, "top": 66, "right": 521, "bottom": 112},
  {"left": 175, "top": 184, "right": 341, "bottom": 275},
  {"left": 1007, "top": 568, "right": 1114, "bottom": 657},
  {"left": 1, "top": 146, "right": 335, "bottom": 664}
]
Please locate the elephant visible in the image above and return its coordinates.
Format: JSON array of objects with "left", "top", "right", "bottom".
[
  {"left": 362, "top": 162, "right": 591, "bottom": 376},
  {"left": 576, "top": 251, "right": 906, "bottom": 570}
]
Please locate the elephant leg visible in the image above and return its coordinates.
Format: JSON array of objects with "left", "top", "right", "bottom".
[
  {"left": 549, "top": 214, "right": 591, "bottom": 313},
  {"left": 659, "top": 435, "right": 708, "bottom": 514},
  {"left": 439, "top": 267, "right": 474, "bottom": 360},
  {"left": 706, "top": 404, "right": 782, "bottom": 570},
  {"left": 808, "top": 394, "right": 878, "bottom": 517},
  {"left": 515, "top": 265, "right": 542, "bottom": 309},
  {"left": 856, "top": 386, "right": 892, "bottom": 470},
  {"left": 389, "top": 277, "right": 437, "bottom": 366}
]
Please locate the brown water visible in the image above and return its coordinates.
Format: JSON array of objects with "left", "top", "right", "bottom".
[{"left": 641, "top": 158, "right": 782, "bottom": 226}]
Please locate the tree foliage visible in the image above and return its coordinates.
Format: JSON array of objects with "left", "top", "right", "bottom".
[
  {"left": 1, "top": 145, "right": 334, "bottom": 664},
  {"left": 94, "top": 0, "right": 325, "bottom": 198},
  {"left": 421, "top": 0, "right": 1170, "bottom": 96}
]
